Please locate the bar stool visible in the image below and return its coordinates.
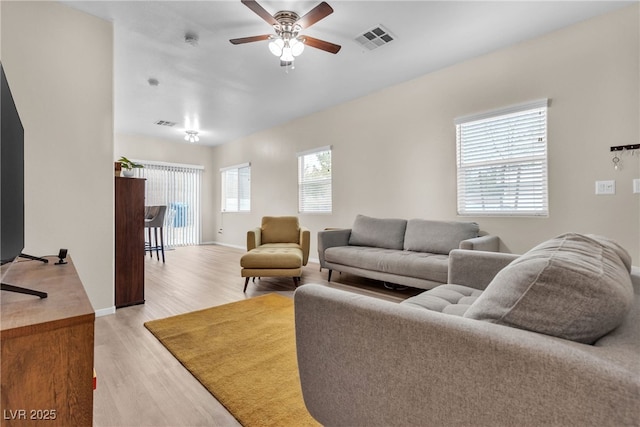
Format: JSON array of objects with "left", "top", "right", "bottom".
[{"left": 144, "top": 205, "right": 167, "bottom": 263}]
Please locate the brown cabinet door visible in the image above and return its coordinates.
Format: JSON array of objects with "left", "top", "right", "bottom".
[
  {"left": 115, "top": 177, "right": 145, "bottom": 307},
  {"left": 1, "top": 257, "right": 95, "bottom": 427}
]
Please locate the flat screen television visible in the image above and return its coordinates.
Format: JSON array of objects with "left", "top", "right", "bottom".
[
  {"left": 0, "top": 64, "right": 47, "bottom": 298},
  {"left": 1, "top": 63, "right": 25, "bottom": 268}
]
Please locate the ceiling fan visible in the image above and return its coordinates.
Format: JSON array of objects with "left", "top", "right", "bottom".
[{"left": 230, "top": 0, "right": 341, "bottom": 67}]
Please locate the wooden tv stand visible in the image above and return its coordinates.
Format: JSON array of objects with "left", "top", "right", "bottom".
[{"left": 1, "top": 257, "right": 95, "bottom": 426}]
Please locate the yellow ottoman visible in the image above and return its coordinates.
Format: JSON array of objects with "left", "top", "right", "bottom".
[{"left": 240, "top": 244, "right": 303, "bottom": 291}]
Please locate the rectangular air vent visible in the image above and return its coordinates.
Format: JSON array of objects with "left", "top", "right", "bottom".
[
  {"left": 154, "top": 120, "right": 176, "bottom": 127},
  {"left": 355, "top": 25, "right": 395, "bottom": 50}
]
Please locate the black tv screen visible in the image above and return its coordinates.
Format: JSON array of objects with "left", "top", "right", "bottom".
[{"left": 1, "top": 63, "right": 25, "bottom": 266}]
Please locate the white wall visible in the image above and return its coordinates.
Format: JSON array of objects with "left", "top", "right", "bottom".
[
  {"left": 1, "top": 1, "right": 114, "bottom": 312},
  {"left": 211, "top": 4, "right": 640, "bottom": 262}
]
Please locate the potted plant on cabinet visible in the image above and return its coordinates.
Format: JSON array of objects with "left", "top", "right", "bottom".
[{"left": 117, "top": 156, "right": 143, "bottom": 177}]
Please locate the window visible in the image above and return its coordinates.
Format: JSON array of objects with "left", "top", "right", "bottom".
[
  {"left": 221, "top": 163, "right": 251, "bottom": 212},
  {"left": 455, "top": 99, "right": 548, "bottom": 216},
  {"left": 134, "top": 160, "right": 203, "bottom": 247},
  {"left": 298, "top": 146, "right": 332, "bottom": 213}
]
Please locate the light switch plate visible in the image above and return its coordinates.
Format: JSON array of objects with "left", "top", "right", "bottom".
[
  {"left": 595, "top": 180, "right": 615, "bottom": 195},
  {"left": 633, "top": 179, "right": 640, "bottom": 194}
]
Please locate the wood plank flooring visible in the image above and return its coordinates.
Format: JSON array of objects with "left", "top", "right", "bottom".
[{"left": 93, "top": 244, "right": 421, "bottom": 426}]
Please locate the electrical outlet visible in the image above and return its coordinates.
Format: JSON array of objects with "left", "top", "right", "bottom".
[
  {"left": 218, "top": 228, "right": 223, "bottom": 234},
  {"left": 634, "top": 179, "right": 640, "bottom": 194},
  {"left": 595, "top": 180, "right": 615, "bottom": 195}
]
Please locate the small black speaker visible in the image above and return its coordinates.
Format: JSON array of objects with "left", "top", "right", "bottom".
[{"left": 55, "top": 248, "right": 68, "bottom": 265}]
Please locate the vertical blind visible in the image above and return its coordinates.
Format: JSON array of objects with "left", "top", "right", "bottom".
[
  {"left": 298, "top": 146, "right": 332, "bottom": 213},
  {"left": 134, "top": 160, "right": 203, "bottom": 246},
  {"left": 455, "top": 99, "right": 548, "bottom": 216},
  {"left": 220, "top": 163, "right": 251, "bottom": 212}
]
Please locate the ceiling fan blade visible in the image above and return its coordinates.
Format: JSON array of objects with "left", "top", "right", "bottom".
[
  {"left": 229, "top": 35, "right": 271, "bottom": 45},
  {"left": 241, "top": 0, "right": 278, "bottom": 26},
  {"left": 303, "top": 36, "right": 341, "bottom": 54},
  {"left": 296, "top": 1, "right": 334, "bottom": 29}
]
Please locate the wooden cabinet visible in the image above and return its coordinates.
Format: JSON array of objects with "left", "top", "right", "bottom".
[
  {"left": 1, "top": 257, "right": 95, "bottom": 427},
  {"left": 115, "top": 176, "right": 145, "bottom": 308}
]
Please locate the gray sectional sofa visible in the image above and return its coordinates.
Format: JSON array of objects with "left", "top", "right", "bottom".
[
  {"left": 295, "top": 233, "right": 640, "bottom": 426},
  {"left": 318, "top": 214, "right": 499, "bottom": 290}
]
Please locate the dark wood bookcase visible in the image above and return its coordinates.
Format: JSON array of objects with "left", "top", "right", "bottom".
[{"left": 115, "top": 176, "right": 145, "bottom": 308}]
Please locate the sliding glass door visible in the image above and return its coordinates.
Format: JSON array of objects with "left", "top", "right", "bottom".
[{"left": 134, "top": 161, "right": 203, "bottom": 247}]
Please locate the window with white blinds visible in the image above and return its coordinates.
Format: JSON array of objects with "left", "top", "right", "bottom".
[
  {"left": 133, "top": 160, "right": 203, "bottom": 246},
  {"left": 221, "top": 163, "right": 251, "bottom": 212},
  {"left": 455, "top": 99, "right": 548, "bottom": 216},
  {"left": 298, "top": 146, "right": 332, "bottom": 213}
]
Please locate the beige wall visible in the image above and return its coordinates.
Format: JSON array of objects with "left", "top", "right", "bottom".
[
  {"left": 114, "top": 133, "right": 217, "bottom": 241},
  {"left": 1, "top": 1, "right": 114, "bottom": 312},
  {"left": 211, "top": 4, "right": 640, "bottom": 262}
]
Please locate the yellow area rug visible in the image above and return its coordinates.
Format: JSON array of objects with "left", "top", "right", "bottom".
[{"left": 144, "top": 293, "right": 319, "bottom": 427}]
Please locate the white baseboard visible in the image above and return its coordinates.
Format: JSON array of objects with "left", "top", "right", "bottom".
[
  {"left": 205, "top": 241, "right": 245, "bottom": 250},
  {"left": 95, "top": 306, "right": 115, "bottom": 317}
]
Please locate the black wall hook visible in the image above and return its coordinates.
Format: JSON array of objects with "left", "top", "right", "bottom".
[{"left": 610, "top": 144, "right": 640, "bottom": 152}]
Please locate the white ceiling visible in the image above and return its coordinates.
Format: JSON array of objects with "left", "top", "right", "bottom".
[{"left": 62, "top": 0, "right": 634, "bottom": 146}]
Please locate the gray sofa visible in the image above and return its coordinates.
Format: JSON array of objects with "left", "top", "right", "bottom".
[
  {"left": 318, "top": 214, "right": 499, "bottom": 290},
  {"left": 295, "top": 233, "right": 640, "bottom": 426}
]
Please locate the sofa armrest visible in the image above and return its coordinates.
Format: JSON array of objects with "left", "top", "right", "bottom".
[
  {"left": 246, "top": 227, "right": 261, "bottom": 251},
  {"left": 317, "top": 228, "right": 351, "bottom": 268},
  {"left": 448, "top": 249, "right": 518, "bottom": 290},
  {"left": 300, "top": 227, "right": 311, "bottom": 266},
  {"left": 294, "top": 285, "right": 639, "bottom": 427},
  {"left": 459, "top": 234, "right": 500, "bottom": 251}
]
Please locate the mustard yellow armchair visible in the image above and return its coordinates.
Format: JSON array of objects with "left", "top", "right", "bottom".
[{"left": 240, "top": 216, "right": 310, "bottom": 292}]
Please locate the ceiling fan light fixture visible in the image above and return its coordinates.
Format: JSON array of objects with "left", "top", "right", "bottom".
[
  {"left": 280, "top": 45, "right": 295, "bottom": 62},
  {"left": 268, "top": 38, "right": 284, "bottom": 56},
  {"left": 184, "top": 130, "right": 199, "bottom": 143},
  {"left": 229, "top": 0, "right": 341, "bottom": 67},
  {"left": 290, "top": 37, "right": 305, "bottom": 56}
]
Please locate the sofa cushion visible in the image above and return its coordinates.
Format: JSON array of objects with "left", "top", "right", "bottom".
[
  {"left": 348, "top": 215, "right": 407, "bottom": 250},
  {"left": 401, "top": 284, "right": 482, "bottom": 316},
  {"left": 261, "top": 216, "right": 300, "bottom": 244},
  {"left": 403, "top": 219, "right": 479, "bottom": 255},
  {"left": 325, "top": 246, "right": 449, "bottom": 283},
  {"left": 464, "top": 233, "right": 634, "bottom": 344}
]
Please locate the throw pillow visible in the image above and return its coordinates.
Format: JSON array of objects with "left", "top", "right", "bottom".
[
  {"left": 586, "top": 233, "right": 632, "bottom": 272},
  {"left": 348, "top": 215, "right": 407, "bottom": 250},
  {"left": 403, "top": 219, "right": 479, "bottom": 254},
  {"left": 464, "top": 233, "right": 634, "bottom": 344}
]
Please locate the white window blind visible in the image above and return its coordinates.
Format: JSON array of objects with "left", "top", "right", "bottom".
[
  {"left": 133, "top": 160, "right": 203, "bottom": 246},
  {"left": 455, "top": 99, "right": 548, "bottom": 216},
  {"left": 221, "top": 163, "right": 250, "bottom": 212},
  {"left": 298, "top": 146, "right": 332, "bottom": 213}
]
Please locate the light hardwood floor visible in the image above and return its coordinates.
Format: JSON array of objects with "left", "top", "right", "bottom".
[{"left": 93, "top": 244, "right": 421, "bottom": 426}]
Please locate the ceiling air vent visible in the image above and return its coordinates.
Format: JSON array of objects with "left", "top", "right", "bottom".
[
  {"left": 154, "top": 120, "right": 176, "bottom": 127},
  {"left": 355, "top": 25, "right": 394, "bottom": 50}
]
